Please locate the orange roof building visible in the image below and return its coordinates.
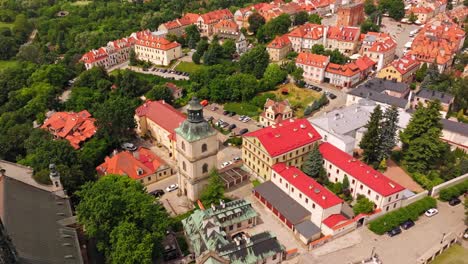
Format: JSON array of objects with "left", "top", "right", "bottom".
[
  {"left": 259, "top": 99, "right": 294, "bottom": 127},
  {"left": 132, "top": 30, "right": 182, "bottom": 66},
  {"left": 360, "top": 32, "right": 397, "bottom": 71},
  {"left": 288, "top": 23, "right": 325, "bottom": 52},
  {"left": 197, "top": 9, "right": 234, "bottom": 37},
  {"left": 377, "top": 55, "right": 420, "bottom": 84},
  {"left": 324, "top": 62, "right": 361, "bottom": 88},
  {"left": 80, "top": 36, "right": 136, "bottom": 70},
  {"left": 267, "top": 35, "right": 292, "bottom": 61},
  {"left": 158, "top": 13, "right": 200, "bottom": 36},
  {"left": 296, "top": 52, "right": 330, "bottom": 83},
  {"left": 96, "top": 147, "right": 172, "bottom": 185},
  {"left": 41, "top": 110, "right": 97, "bottom": 149}
]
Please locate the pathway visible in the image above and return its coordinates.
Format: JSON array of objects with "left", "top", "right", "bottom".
[{"left": 384, "top": 159, "right": 424, "bottom": 193}]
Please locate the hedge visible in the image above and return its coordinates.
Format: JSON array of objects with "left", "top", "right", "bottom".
[
  {"left": 368, "top": 197, "right": 436, "bottom": 235},
  {"left": 439, "top": 179, "right": 468, "bottom": 201}
]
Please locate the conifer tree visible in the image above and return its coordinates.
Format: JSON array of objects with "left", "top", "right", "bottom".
[
  {"left": 360, "top": 105, "right": 383, "bottom": 165},
  {"left": 302, "top": 143, "right": 325, "bottom": 179},
  {"left": 379, "top": 106, "right": 399, "bottom": 161}
]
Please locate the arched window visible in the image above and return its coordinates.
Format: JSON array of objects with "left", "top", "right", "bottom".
[
  {"left": 202, "top": 163, "right": 208, "bottom": 173},
  {"left": 182, "top": 161, "right": 186, "bottom": 171},
  {"left": 181, "top": 141, "right": 185, "bottom": 151},
  {"left": 201, "top": 143, "right": 207, "bottom": 153}
]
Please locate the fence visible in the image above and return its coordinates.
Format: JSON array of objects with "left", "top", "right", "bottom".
[
  {"left": 431, "top": 173, "right": 468, "bottom": 197},
  {"left": 401, "top": 190, "right": 429, "bottom": 207},
  {"left": 417, "top": 232, "right": 459, "bottom": 264}
]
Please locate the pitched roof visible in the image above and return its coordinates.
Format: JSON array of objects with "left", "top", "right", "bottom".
[
  {"left": 80, "top": 37, "right": 135, "bottom": 64},
  {"left": 96, "top": 147, "right": 167, "bottom": 180},
  {"left": 319, "top": 142, "right": 405, "bottom": 196},
  {"left": 288, "top": 23, "right": 324, "bottom": 40},
  {"left": 267, "top": 34, "right": 291, "bottom": 49},
  {"left": 263, "top": 99, "right": 291, "bottom": 115},
  {"left": 134, "top": 31, "right": 181, "bottom": 50},
  {"left": 326, "top": 62, "right": 361, "bottom": 77},
  {"left": 322, "top": 214, "right": 348, "bottom": 228},
  {"left": 244, "top": 118, "right": 321, "bottom": 157},
  {"left": 441, "top": 119, "right": 468, "bottom": 136},
  {"left": 327, "top": 26, "right": 360, "bottom": 42},
  {"left": 354, "top": 55, "right": 376, "bottom": 71},
  {"left": 415, "top": 89, "right": 454, "bottom": 104},
  {"left": 213, "top": 19, "right": 239, "bottom": 31},
  {"left": 412, "top": 6, "right": 434, "bottom": 14},
  {"left": 296, "top": 52, "right": 329, "bottom": 68},
  {"left": 200, "top": 9, "right": 234, "bottom": 24},
  {"left": 41, "top": 110, "right": 97, "bottom": 149},
  {"left": 272, "top": 164, "right": 343, "bottom": 209},
  {"left": 389, "top": 55, "right": 420, "bottom": 75},
  {"left": 135, "top": 100, "right": 186, "bottom": 140}
]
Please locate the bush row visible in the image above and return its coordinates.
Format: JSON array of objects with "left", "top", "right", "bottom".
[
  {"left": 368, "top": 197, "right": 436, "bottom": 235},
  {"left": 439, "top": 179, "right": 468, "bottom": 201}
]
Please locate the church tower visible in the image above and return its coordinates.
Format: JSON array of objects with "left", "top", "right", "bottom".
[{"left": 175, "top": 97, "right": 218, "bottom": 201}]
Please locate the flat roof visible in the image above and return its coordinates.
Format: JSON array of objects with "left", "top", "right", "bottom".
[{"left": 294, "top": 220, "right": 321, "bottom": 239}]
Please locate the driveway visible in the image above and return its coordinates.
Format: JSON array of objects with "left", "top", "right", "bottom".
[
  {"left": 384, "top": 159, "right": 424, "bottom": 193},
  {"left": 204, "top": 104, "right": 260, "bottom": 135},
  {"left": 379, "top": 17, "right": 421, "bottom": 58},
  {"left": 145, "top": 175, "right": 194, "bottom": 216},
  {"left": 302, "top": 201, "right": 466, "bottom": 264},
  {"left": 305, "top": 82, "right": 347, "bottom": 117},
  {"left": 217, "top": 145, "right": 242, "bottom": 169}
]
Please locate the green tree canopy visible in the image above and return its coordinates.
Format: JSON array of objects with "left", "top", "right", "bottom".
[
  {"left": 248, "top": 12, "right": 265, "bottom": 33},
  {"left": 360, "top": 105, "right": 383, "bottom": 165},
  {"left": 301, "top": 143, "right": 327, "bottom": 183},
  {"left": 185, "top": 25, "right": 200, "bottom": 49},
  {"left": 364, "top": 0, "right": 377, "bottom": 15},
  {"left": 256, "top": 14, "right": 291, "bottom": 43},
  {"left": 308, "top": 14, "right": 322, "bottom": 24},
  {"left": 294, "top": 11, "right": 309, "bottom": 26},
  {"left": 200, "top": 169, "right": 225, "bottom": 206},
  {"left": 379, "top": 106, "right": 399, "bottom": 161},
  {"left": 360, "top": 19, "right": 380, "bottom": 34},
  {"left": 240, "top": 45, "right": 269, "bottom": 78},
  {"left": 146, "top": 84, "right": 174, "bottom": 103},
  {"left": 353, "top": 195, "right": 375, "bottom": 215}
]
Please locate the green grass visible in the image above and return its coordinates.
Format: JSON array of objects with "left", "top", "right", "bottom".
[
  {"left": 224, "top": 102, "right": 262, "bottom": 118},
  {"left": 266, "top": 83, "right": 321, "bottom": 117},
  {"left": 174, "top": 61, "right": 206, "bottom": 73},
  {"left": 0, "top": 60, "right": 18, "bottom": 71},
  {"left": 431, "top": 244, "right": 468, "bottom": 264},
  {"left": 251, "top": 179, "right": 261, "bottom": 187},
  {"left": 0, "top": 22, "right": 13, "bottom": 29}
]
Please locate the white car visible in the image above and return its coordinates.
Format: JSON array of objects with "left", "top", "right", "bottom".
[
  {"left": 221, "top": 161, "right": 232, "bottom": 168},
  {"left": 425, "top": 208, "right": 439, "bottom": 217},
  {"left": 165, "top": 184, "right": 179, "bottom": 192},
  {"left": 242, "top": 117, "right": 251, "bottom": 123}
]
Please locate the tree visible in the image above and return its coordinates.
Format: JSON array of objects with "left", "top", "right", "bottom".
[
  {"left": 16, "top": 44, "right": 42, "bottom": 64},
  {"left": 311, "top": 44, "right": 325, "bottom": 55},
  {"left": 302, "top": 143, "right": 325, "bottom": 180},
  {"left": 360, "top": 19, "right": 380, "bottom": 34},
  {"left": 415, "top": 63, "right": 427, "bottom": 82},
  {"left": 203, "top": 41, "right": 223, "bottom": 65},
  {"left": 195, "top": 38, "right": 209, "bottom": 55},
  {"left": 222, "top": 39, "right": 237, "bottom": 58},
  {"left": 294, "top": 11, "right": 309, "bottom": 26},
  {"left": 404, "top": 127, "right": 446, "bottom": 172},
  {"left": 342, "top": 175, "right": 350, "bottom": 191},
  {"left": 185, "top": 25, "right": 200, "bottom": 49},
  {"left": 76, "top": 175, "right": 169, "bottom": 260},
  {"left": 263, "top": 64, "right": 287, "bottom": 86},
  {"left": 379, "top": 0, "right": 405, "bottom": 21},
  {"left": 146, "top": 84, "right": 174, "bottom": 103},
  {"left": 129, "top": 49, "right": 137, "bottom": 66},
  {"left": 200, "top": 169, "right": 225, "bottom": 206},
  {"left": 379, "top": 106, "right": 399, "bottom": 160},
  {"left": 256, "top": 14, "right": 291, "bottom": 43},
  {"left": 308, "top": 14, "right": 322, "bottom": 24},
  {"left": 420, "top": 62, "right": 439, "bottom": 89},
  {"left": 240, "top": 45, "right": 269, "bottom": 79},
  {"left": 353, "top": 195, "right": 375, "bottom": 215},
  {"left": 364, "top": 0, "right": 377, "bottom": 15},
  {"left": 0, "top": 36, "right": 17, "bottom": 59},
  {"left": 360, "top": 105, "right": 383, "bottom": 165},
  {"left": 248, "top": 12, "right": 265, "bottom": 33},
  {"left": 192, "top": 51, "right": 201, "bottom": 64},
  {"left": 408, "top": 12, "right": 417, "bottom": 23},
  {"left": 28, "top": 64, "right": 70, "bottom": 87}
]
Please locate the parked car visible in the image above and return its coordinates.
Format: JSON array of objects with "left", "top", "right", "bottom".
[
  {"left": 121, "top": 142, "right": 137, "bottom": 151},
  {"left": 329, "top": 93, "right": 337, "bottom": 99},
  {"left": 221, "top": 122, "right": 229, "bottom": 128},
  {"left": 387, "top": 227, "right": 402, "bottom": 237},
  {"left": 463, "top": 228, "right": 468, "bottom": 240},
  {"left": 242, "top": 117, "right": 251, "bottom": 123},
  {"left": 165, "top": 184, "right": 179, "bottom": 192},
  {"left": 239, "top": 115, "right": 247, "bottom": 121},
  {"left": 200, "top": 100, "right": 209, "bottom": 107},
  {"left": 449, "top": 197, "right": 461, "bottom": 206},
  {"left": 233, "top": 156, "right": 241, "bottom": 162},
  {"left": 239, "top": 128, "right": 249, "bottom": 135},
  {"left": 232, "top": 231, "right": 245, "bottom": 240},
  {"left": 228, "top": 124, "right": 237, "bottom": 130},
  {"left": 425, "top": 208, "right": 438, "bottom": 217},
  {"left": 316, "top": 87, "right": 322, "bottom": 92},
  {"left": 228, "top": 112, "right": 236, "bottom": 117},
  {"left": 150, "top": 189, "right": 165, "bottom": 198},
  {"left": 400, "top": 219, "right": 415, "bottom": 230},
  {"left": 221, "top": 161, "right": 232, "bottom": 168},
  {"left": 223, "top": 110, "right": 229, "bottom": 115}
]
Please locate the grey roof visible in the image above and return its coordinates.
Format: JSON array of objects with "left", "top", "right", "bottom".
[
  {"left": 219, "top": 232, "right": 284, "bottom": 263},
  {"left": 349, "top": 86, "right": 409, "bottom": 109},
  {"left": 441, "top": 119, "right": 468, "bottom": 136},
  {"left": 415, "top": 89, "right": 454, "bottom": 104},
  {"left": 361, "top": 78, "right": 409, "bottom": 93},
  {"left": 294, "top": 221, "right": 321, "bottom": 239},
  {"left": 254, "top": 181, "right": 310, "bottom": 225},
  {"left": 0, "top": 176, "right": 83, "bottom": 264}
]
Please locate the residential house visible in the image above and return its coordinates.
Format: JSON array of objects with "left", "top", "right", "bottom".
[
  {"left": 336, "top": 2, "right": 365, "bottom": 27},
  {"left": 157, "top": 13, "right": 200, "bottom": 36},
  {"left": 409, "top": 14, "right": 465, "bottom": 73},
  {"left": 267, "top": 35, "right": 292, "bottom": 61},
  {"left": 0, "top": 161, "right": 83, "bottom": 264},
  {"left": 96, "top": 147, "right": 173, "bottom": 186},
  {"left": 376, "top": 55, "right": 420, "bottom": 84},
  {"left": 259, "top": 99, "right": 294, "bottom": 127},
  {"left": 412, "top": 88, "right": 454, "bottom": 114},
  {"left": 196, "top": 9, "right": 234, "bottom": 37},
  {"left": 319, "top": 142, "right": 406, "bottom": 212},
  {"left": 133, "top": 30, "right": 182, "bottom": 66},
  {"left": 41, "top": 110, "right": 97, "bottom": 149},
  {"left": 354, "top": 55, "right": 377, "bottom": 80},
  {"left": 253, "top": 164, "right": 344, "bottom": 241},
  {"left": 288, "top": 23, "right": 325, "bottom": 52},
  {"left": 80, "top": 36, "right": 135, "bottom": 70},
  {"left": 135, "top": 100, "right": 186, "bottom": 159},
  {"left": 448, "top": 6, "right": 468, "bottom": 27},
  {"left": 182, "top": 199, "right": 284, "bottom": 264},
  {"left": 296, "top": 52, "right": 330, "bottom": 83},
  {"left": 411, "top": 6, "right": 434, "bottom": 24},
  {"left": 324, "top": 62, "right": 361, "bottom": 88},
  {"left": 359, "top": 32, "right": 397, "bottom": 71},
  {"left": 165, "top": 82, "right": 183, "bottom": 99},
  {"left": 441, "top": 119, "right": 468, "bottom": 152},
  {"left": 242, "top": 119, "right": 322, "bottom": 180},
  {"left": 325, "top": 26, "right": 360, "bottom": 56},
  {"left": 346, "top": 78, "right": 411, "bottom": 109},
  {"left": 213, "top": 19, "right": 247, "bottom": 54}
]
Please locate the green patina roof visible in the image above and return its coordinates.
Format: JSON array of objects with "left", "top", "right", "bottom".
[{"left": 175, "top": 120, "right": 217, "bottom": 142}]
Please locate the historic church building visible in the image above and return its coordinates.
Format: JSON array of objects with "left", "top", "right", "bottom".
[{"left": 175, "top": 97, "right": 219, "bottom": 201}]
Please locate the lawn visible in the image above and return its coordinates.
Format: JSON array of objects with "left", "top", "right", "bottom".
[
  {"left": 174, "top": 61, "right": 206, "bottom": 73},
  {"left": 0, "top": 60, "right": 18, "bottom": 71},
  {"left": 224, "top": 102, "right": 262, "bottom": 118},
  {"left": 0, "top": 22, "right": 13, "bottom": 29},
  {"left": 71, "top": 1, "right": 91, "bottom": 6},
  {"left": 266, "top": 83, "right": 321, "bottom": 117},
  {"left": 431, "top": 244, "right": 468, "bottom": 264}
]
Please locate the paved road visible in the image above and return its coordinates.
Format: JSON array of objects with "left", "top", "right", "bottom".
[
  {"left": 380, "top": 17, "right": 421, "bottom": 58},
  {"left": 204, "top": 103, "right": 261, "bottom": 135},
  {"left": 302, "top": 201, "right": 466, "bottom": 264},
  {"left": 304, "top": 81, "right": 347, "bottom": 117}
]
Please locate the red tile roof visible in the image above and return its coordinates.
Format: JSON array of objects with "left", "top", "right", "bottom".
[
  {"left": 200, "top": 9, "right": 234, "bottom": 24},
  {"left": 390, "top": 55, "right": 420, "bottom": 75},
  {"left": 325, "top": 62, "right": 361, "bottom": 77},
  {"left": 272, "top": 163, "right": 343, "bottom": 209},
  {"left": 327, "top": 26, "right": 360, "bottom": 42},
  {"left": 354, "top": 55, "right": 376, "bottom": 71},
  {"left": 213, "top": 19, "right": 239, "bottom": 31},
  {"left": 80, "top": 37, "right": 135, "bottom": 64},
  {"left": 296, "top": 52, "right": 329, "bottom": 68},
  {"left": 369, "top": 37, "right": 397, "bottom": 53},
  {"left": 319, "top": 142, "right": 405, "bottom": 196},
  {"left": 96, "top": 147, "right": 167, "bottom": 180},
  {"left": 267, "top": 35, "right": 291, "bottom": 49},
  {"left": 288, "top": 23, "right": 325, "bottom": 40},
  {"left": 244, "top": 119, "right": 321, "bottom": 157},
  {"left": 134, "top": 31, "right": 180, "bottom": 50},
  {"left": 135, "top": 100, "right": 186, "bottom": 141},
  {"left": 322, "top": 214, "right": 348, "bottom": 228},
  {"left": 161, "top": 13, "right": 200, "bottom": 29},
  {"left": 41, "top": 110, "right": 97, "bottom": 149},
  {"left": 411, "top": 6, "right": 433, "bottom": 14}
]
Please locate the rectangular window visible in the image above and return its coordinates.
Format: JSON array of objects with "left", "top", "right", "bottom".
[
  {"left": 367, "top": 190, "right": 371, "bottom": 195},
  {"left": 237, "top": 223, "right": 241, "bottom": 228},
  {"left": 291, "top": 187, "right": 294, "bottom": 193},
  {"left": 329, "top": 164, "right": 332, "bottom": 169},
  {"left": 280, "top": 178, "right": 282, "bottom": 183},
  {"left": 148, "top": 177, "right": 151, "bottom": 181},
  {"left": 248, "top": 219, "right": 252, "bottom": 224},
  {"left": 336, "top": 169, "right": 339, "bottom": 174},
  {"left": 286, "top": 183, "right": 288, "bottom": 188},
  {"left": 388, "top": 197, "right": 392, "bottom": 202},
  {"left": 352, "top": 179, "right": 355, "bottom": 184},
  {"left": 360, "top": 184, "right": 363, "bottom": 190},
  {"left": 229, "top": 225, "right": 233, "bottom": 231},
  {"left": 376, "top": 195, "right": 380, "bottom": 200},
  {"left": 299, "top": 193, "right": 302, "bottom": 198},
  {"left": 396, "top": 194, "right": 399, "bottom": 199},
  {"left": 312, "top": 203, "right": 315, "bottom": 209},
  {"left": 305, "top": 198, "right": 308, "bottom": 204}
]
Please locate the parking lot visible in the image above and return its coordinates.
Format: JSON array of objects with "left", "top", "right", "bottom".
[
  {"left": 379, "top": 17, "right": 422, "bottom": 58},
  {"left": 204, "top": 104, "right": 260, "bottom": 136},
  {"left": 145, "top": 175, "right": 194, "bottom": 216}
]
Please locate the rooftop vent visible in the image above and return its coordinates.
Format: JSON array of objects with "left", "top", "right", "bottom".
[
  {"left": 137, "top": 168, "right": 144, "bottom": 175},
  {"left": 300, "top": 124, "right": 306, "bottom": 129},
  {"left": 293, "top": 128, "right": 298, "bottom": 132},
  {"left": 64, "top": 255, "right": 75, "bottom": 259},
  {"left": 309, "top": 185, "right": 313, "bottom": 189},
  {"left": 389, "top": 183, "right": 395, "bottom": 188},
  {"left": 308, "top": 133, "right": 314, "bottom": 138},
  {"left": 366, "top": 170, "right": 370, "bottom": 174},
  {"left": 314, "top": 188, "right": 320, "bottom": 194},
  {"left": 374, "top": 174, "right": 378, "bottom": 178},
  {"left": 275, "top": 134, "right": 281, "bottom": 138},
  {"left": 62, "top": 243, "right": 71, "bottom": 247},
  {"left": 322, "top": 195, "right": 326, "bottom": 200},
  {"left": 293, "top": 174, "right": 298, "bottom": 178}
]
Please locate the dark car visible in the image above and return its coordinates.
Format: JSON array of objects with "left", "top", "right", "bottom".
[
  {"left": 329, "top": 93, "right": 337, "bottom": 99},
  {"left": 449, "top": 197, "right": 461, "bottom": 206},
  {"left": 150, "top": 189, "right": 165, "bottom": 198},
  {"left": 228, "top": 124, "right": 237, "bottom": 130},
  {"left": 228, "top": 112, "right": 236, "bottom": 117},
  {"left": 387, "top": 226, "right": 402, "bottom": 237},
  {"left": 232, "top": 231, "right": 245, "bottom": 240},
  {"left": 400, "top": 219, "right": 415, "bottom": 230},
  {"left": 239, "top": 128, "right": 249, "bottom": 135},
  {"left": 223, "top": 110, "right": 229, "bottom": 115},
  {"left": 316, "top": 87, "right": 322, "bottom": 92}
]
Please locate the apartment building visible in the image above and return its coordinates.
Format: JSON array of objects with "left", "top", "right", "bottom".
[
  {"left": 80, "top": 37, "right": 135, "bottom": 70},
  {"left": 196, "top": 9, "right": 234, "bottom": 37},
  {"left": 376, "top": 55, "right": 420, "bottom": 84},
  {"left": 267, "top": 35, "right": 292, "bottom": 61},
  {"left": 133, "top": 31, "right": 182, "bottom": 66},
  {"left": 325, "top": 26, "right": 360, "bottom": 56},
  {"left": 346, "top": 78, "right": 411, "bottom": 109},
  {"left": 213, "top": 19, "right": 248, "bottom": 54},
  {"left": 296, "top": 52, "right": 330, "bottom": 83},
  {"left": 324, "top": 62, "right": 361, "bottom": 88},
  {"left": 288, "top": 23, "right": 325, "bottom": 52},
  {"left": 412, "top": 89, "right": 454, "bottom": 114},
  {"left": 158, "top": 13, "right": 200, "bottom": 36},
  {"left": 242, "top": 119, "right": 322, "bottom": 180},
  {"left": 359, "top": 32, "right": 397, "bottom": 71},
  {"left": 411, "top": 6, "right": 434, "bottom": 24},
  {"left": 259, "top": 99, "right": 294, "bottom": 127}
]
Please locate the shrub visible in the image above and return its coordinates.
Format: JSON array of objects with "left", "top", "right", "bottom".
[
  {"left": 439, "top": 179, "right": 468, "bottom": 201},
  {"left": 368, "top": 197, "right": 436, "bottom": 235},
  {"left": 33, "top": 169, "right": 52, "bottom": 185}
]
